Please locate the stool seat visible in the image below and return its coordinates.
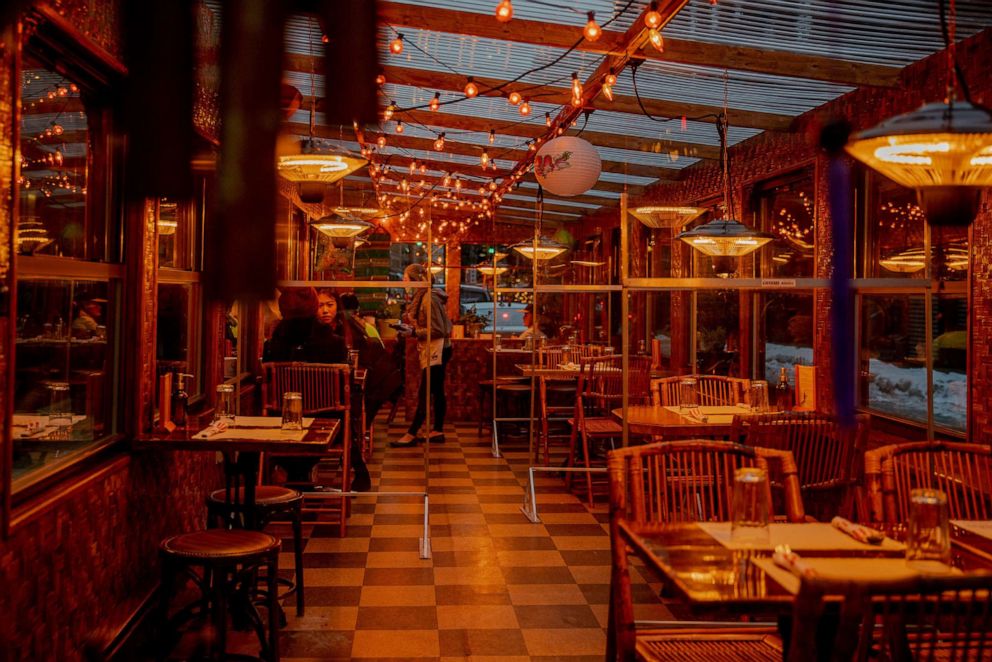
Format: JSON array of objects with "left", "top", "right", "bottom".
[
  {"left": 161, "top": 529, "right": 280, "bottom": 560},
  {"left": 481, "top": 377, "right": 526, "bottom": 387},
  {"left": 208, "top": 486, "right": 301, "bottom": 507},
  {"left": 496, "top": 384, "right": 532, "bottom": 393}
]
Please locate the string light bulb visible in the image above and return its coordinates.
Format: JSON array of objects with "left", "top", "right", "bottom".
[
  {"left": 389, "top": 33, "right": 404, "bottom": 54},
  {"left": 508, "top": 91, "right": 521, "bottom": 105},
  {"left": 602, "top": 69, "right": 616, "bottom": 101},
  {"left": 377, "top": 135, "right": 387, "bottom": 148},
  {"left": 464, "top": 77, "right": 479, "bottom": 98},
  {"left": 571, "top": 72, "right": 583, "bottom": 100},
  {"left": 376, "top": 73, "right": 386, "bottom": 86},
  {"left": 648, "top": 28, "right": 664, "bottom": 52},
  {"left": 645, "top": 1, "right": 662, "bottom": 28},
  {"left": 584, "top": 12, "right": 602, "bottom": 41},
  {"left": 518, "top": 99, "right": 531, "bottom": 116},
  {"left": 489, "top": 129, "right": 496, "bottom": 144},
  {"left": 481, "top": 149, "right": 489, "bottom": 167},
  {"left": 384, "top": 102, "right": 395, "bottom": 121},
  {"left": 545, "top": 112, "right": 552, "bottom": 127},
  {"left": 495, "top": 0, "right": 513, "bottom": 22},
  {"left": 395, "top": 121, "right": 404, "bottom": 133},
  {"left": 429, "top": 92, "right": 440, "bottom": 111},
  {"left": 434, "top": 132, "right": 446, "bottom": 151}
]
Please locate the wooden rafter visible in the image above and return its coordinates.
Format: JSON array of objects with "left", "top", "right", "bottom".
[{"left": 376, "top": 1, "right": 901, "bottom": 88}]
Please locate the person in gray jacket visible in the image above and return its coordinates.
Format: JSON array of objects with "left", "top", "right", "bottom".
[{"left": 392, "top": 263, "right": 453, "bottom": 447}]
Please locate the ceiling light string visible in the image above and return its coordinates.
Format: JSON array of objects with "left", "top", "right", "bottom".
[
  {"left": 385, "top": 25, "right": 463, "bottom": 77},
  {"left": 938, "top": 0, "right": 977, "bottom": 107},
  {"left": 630, "top": 60, "right": 720, "bottom": 125}
]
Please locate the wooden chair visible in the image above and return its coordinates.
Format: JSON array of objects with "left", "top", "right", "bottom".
[
  {"left": 262, "top": 361, "right": 352, "bottom": 536},
  {"left": 864, "top": 441, "right": 992, "bottom": 524},
  {"left": 742, "top": 411, "right": 868, "bottom": 522},
  {"left": 696, "top": 375, "right": 748, "bottom": 406},
  {"left": 607, "top": 440, "right": 804, "bottom": 661},
  {"left": 651, "top": 376, "right": 683, "bottom": 406},
  {"left": 570, "top": 355, "right": 652, "bottom": 506},
  {"left": 789, "top": 572, "right": 992, "bottom": 661}
]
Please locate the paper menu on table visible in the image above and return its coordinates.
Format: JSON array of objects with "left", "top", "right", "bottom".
[
  {"left": 697, "top": 522, "right": 905, "bottom": 551},
  {"left": 224, "top": 416, "right": 316, "bottom": 428},
  {"left": 193, "top": 427, "right": 308, "bottom": 441}
]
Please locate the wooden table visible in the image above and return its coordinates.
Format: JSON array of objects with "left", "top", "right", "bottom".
[
  {"left": 515, "top": 363, "right": 581, "bottom": 380},
  {"left": 612, "top": 404, "right": 749, "bottom": 439},
  {"left": 135, "top": 416, "right": 340, "bottom": 528}
]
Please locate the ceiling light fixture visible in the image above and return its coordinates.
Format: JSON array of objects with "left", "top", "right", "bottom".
[
  {"left": 464, "top": 77, "right": 479, "bottom": 98},
  {"left": 389, "top": 34, "right": 404, "bottom": 54},
  {"left": 644, "top": 1, "right": 662, "bottom": 28},
  {"left": 429, "top": 93, "right": 440, "bottom": 111},
  {"left": 631, "top": 206, "right": 706, "bottom": 228}
]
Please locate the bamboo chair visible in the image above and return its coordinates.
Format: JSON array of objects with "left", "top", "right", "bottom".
[
  {"left": 569, "top": 355, "right": 652, "bottom": 506},
  {"left": 262, "top": 361, "right": 352, "bottom": 536},
  {"left": 650, "top": 376, "right": 683, "bottom": 406},
  {"left": 607, "top": 441, "right": 804, "bottom": 661},
  {"left": 864, "top": 441, "right": 992, "bottom": 524},
  {"left": 742, "top": 411, "right": 868, "bottom": 522},
  {"left": 651, "top": 375, "right": 751, "bottom": 407},
  {"left": 789, "top": 572, "right": 992, "bottom": 662}
]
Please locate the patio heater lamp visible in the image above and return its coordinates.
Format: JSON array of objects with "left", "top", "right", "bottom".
[
  {"left": 511, "top": 237, "right": 567, "bottom": 261},
  {"left": 676, "top": 114, "right": 773, "bottom": 277},
  {"left": 476, "top": 265, "right": 508, "bottom": 277},
  {"left": 311, "top": 216, "right": 374, "bottom": 238},
  {"left": 631, "top": 205, "right": 706, "bottom": 229},
  {"left": 846, "top": 100, "right": 992, "bottom": 226}
]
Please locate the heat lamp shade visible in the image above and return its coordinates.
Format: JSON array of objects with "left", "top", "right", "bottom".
[
  {"left": 845, "top": 101, "right": 992, "bottom": 190},
  {"left": 534, "top": 136, "right": 601, "bottom": 197},
  {"left": 512, "top": 238, "right": 567, "bottom": 261},
  {"left": 630, "top": 206, "right": 706, "bottom": 229},
  {"left": 676, "top": 218, "right": 774, "bottom": 257},
  {"left": 312, "top": 217, "right": 373, "bottom": 238},
  {"left": 277, "top": 138, "right": 367, "bottom": 185},
  {"left": 476, "top": 265, "right": 508, "bottom": 277}
]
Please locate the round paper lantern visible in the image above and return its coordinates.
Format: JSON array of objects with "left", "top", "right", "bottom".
[{"left": 534, "top": 136, "right": 601, "bottom": 197}]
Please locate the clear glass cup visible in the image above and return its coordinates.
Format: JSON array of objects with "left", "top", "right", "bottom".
[
  {"left": 214, "top": 383, "right": 236, "bottom": 425},
  {"left": 348, "top": 349, "right": 361, "bottom": 370},
  {"left": 679, "top": 377, "right": 699, "bottom": 408},
  {"left": 748, "top": 381, "right": 769, "bottom": 412},
  {"left": 281, "top": 392, "right": 303, "bottom": 431},
  {"left": 48, "top": 382, "right": 73, "bottom": 428},
  {"left": 731, "top": 467, "right": 771, "bottom": 546},
  {"left": 906, "top": 488, "right": 951, "bottom": 571}
]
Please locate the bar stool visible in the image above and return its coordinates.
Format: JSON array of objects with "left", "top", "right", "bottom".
[
  {"left": 206, "top": 486, "right": 306, "bottom": 617},
  {"left": 496, "top": 382, "right": 533, "bottom": 439},
  {"left": 478, "top": 377, "right": 526, "bottom": 436},
  {"left": 158, "top": 529, "right": 281, "bottom": 662}
]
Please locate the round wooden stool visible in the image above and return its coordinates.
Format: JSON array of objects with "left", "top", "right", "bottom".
[
  {"left": 158, "top": 529, "right": 281, "bottom": 662},
  {"left": 206, "top": 486, "right": 306, "bottom": 617}
]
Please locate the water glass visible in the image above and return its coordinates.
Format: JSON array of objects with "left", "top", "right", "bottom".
[
  {"left": 348, "top": 349, "right": 361, "bottom": 371},
  {"left": 214, "top": 383, "right": 236, "bottom": 425},
  {"left": 906, "top": 488, "right": 951, "bottom": 570},
  {"left": 281, "top": 392, "right": 303, "bottom": 430},
  {"left": 731, "top": 467, "right": 771, "bottom": 546},
  {"left": 748, "top": 382, "right": 769, "bottom": 412},
  {"left": 48, "top": 382, "right": 73, "bottom": 428},
  {"left": 679, "top": 377, "right": 699, "bottom": 408}
]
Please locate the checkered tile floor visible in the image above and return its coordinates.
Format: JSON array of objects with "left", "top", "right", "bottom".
[{"left": 239, "top": 419, "right": 673, "bottom": 660}]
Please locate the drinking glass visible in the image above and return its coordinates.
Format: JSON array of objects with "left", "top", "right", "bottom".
[
  {"left": 281, "top": 392, "right": 303, "bottom": 431},
  {"left": 214, "top": 383, "right": 236, "bottom": 425},
  {"left": 348, "top": 349, "right": 361, "bottom": 371},
  {"left": 48, "top": 382, "right": 73, "bottom": 428},
  {"left": 679, "top": 377, "right": 699, "bottom": 408},
  {"left": 748, "top": 382, "right": 769, "bottom": 412},
  {"left": 906, "top": 488, "right": 951, "bottom": 571},
  {"left": 731, "top": 467, "right": 771, "bottom": 546}
]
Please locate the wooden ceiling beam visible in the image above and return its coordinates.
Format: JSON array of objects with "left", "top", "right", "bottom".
[{"left": 376, "top": 1, "right": 901, "bottom": 88}]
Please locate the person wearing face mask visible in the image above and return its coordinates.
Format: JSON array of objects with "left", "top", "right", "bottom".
[{"left": 391, "top": 263, "right": 453, "bottom": 447}]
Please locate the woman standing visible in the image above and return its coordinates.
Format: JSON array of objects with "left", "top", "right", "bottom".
[{"left": 392, "top": 263, "right": 452, "bottom": 447}]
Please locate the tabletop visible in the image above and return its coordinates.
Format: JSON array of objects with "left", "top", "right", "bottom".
[
  {"left": 612, "top": 404, "right": 749, "bottom": 437},
  {"left": 134, "top": 416, "right": 340, "bottom": 454},
  {"left": 619, "top": 520, "right": 992, "bottom": 612}
]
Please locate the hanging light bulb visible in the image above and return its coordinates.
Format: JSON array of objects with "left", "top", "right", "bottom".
[
  {"left": 395, "top": 121, "right": 404, "bottom": 133},
  {"left": 383, "top": 102, "right": 395, "bottom": 121},
  {"left": 420, "top": 163, "right": 427, "bottom": 174},
  {"left": 434, "top": 132, "right": 446, "bottom": 151},
  {"left": 648, "top": 28, "right": 664, "bottom": 52},
  {"left": 389, "top": 33, "right": 404, "bottom": 54},
  {"left": 489, "top": 129, "right": 496, "bottom": 144},
  {"left": 508, "top": 91, "right": 521, "bottom": 105},
  {"left": 376, "top": 73, "right": 386, "bottom": 86},
  {"left": 571, "top": 72, "right": 583, "bottom": 100},
  {"left": 442, "top": 174, "right": 451, "bottom": 187},
  {"left": 481, "top": 149, "right": 489, "bottom": 167},
  {"left": 518, "top": 99, "right": 531, "bottom": 116},
  {"left": 464, "top": 77, "right": 479, "bottom": 98},
  {"left": 429, "top": 92, "right": 440, "bottom": 111},
  {"left": 644, "top": 1, "right": 662, "bottom": 28},
  {"left": 602, "top": 69, "right": 616, "bottom": 102},
  {"left": 409, "top": 161, "right": 417, "bottom": 174},
  {"left": 545, "top": 112, "right": 552, "bottom": 127},
  {"left": 495, "top": 0, "right": 513, "bottom": 22},
  {"left": 584, "top": 11, "right": 602, "bottom": 41},
  {"left": 455, "top": 178, "right": 462, "bottom": 191},
  {"left": 376, "top": 135, "right": 387, "bottom": 149}
]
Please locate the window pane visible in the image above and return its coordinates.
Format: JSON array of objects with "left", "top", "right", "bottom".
[
  {"left": 14, "top": 279, "right": 115, "bottom": 488},
  {"left": 932, "top": 225, "right": 969, "bottom": 282},
  {"left": 18, "top": 56, "right": 93, "bottom": 260},
  {"left": 869, "top": 177, "right": 927, "bottom": 279},
  {"left": 933, "top": 295, "right": 966, "bottom": 431},
  {"left": 760, "top": 174, "right": 815, "bottom": 278},
  {"left": 860, "top": 294, "right": 927, "bottom": 424},
  {"left": 157, "top": 198, "right": 194, "bottom": 269},
  {"left": 156, "top": 283, "right": 199, "bottom": 404},
  {"left": 696, "top": 291, "right": 740, "bottom": 375},
  {"left": 759, "top": 292, "right": 814, "bottom": 386}
]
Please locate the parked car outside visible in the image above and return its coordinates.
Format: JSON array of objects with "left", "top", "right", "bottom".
[{"left": 459, "top": 284, "right": 527, "bottom": 335}]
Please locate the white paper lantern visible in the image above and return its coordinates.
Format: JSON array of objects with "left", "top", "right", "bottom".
[{"left": 534, "top": 136, "right": 601, "bottom": 197}]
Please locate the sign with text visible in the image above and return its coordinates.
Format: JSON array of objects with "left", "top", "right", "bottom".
[{"left": 760, "top": 279, "right": 797, "bottom": 288}]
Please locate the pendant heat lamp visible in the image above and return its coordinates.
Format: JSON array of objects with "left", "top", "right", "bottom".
[
  {"left": 476, "top": 264, "right": 508, "bottom": 277},
  {"left": 311, "top": 216, "right": 374, "bottom": 238},
  {"left": 631, "top": 205, "right": 706, "bottom": 228},
  {"left": 677, "top": 114, "right": 772, "bottom": 277},
  {"left": 512, "top": 237, "right": 567, "bottom": 261},
  {"left": 846, "top": 100, "right": 992, "bottom": 226},
  {"left": 16, "top": 216, "right": 51, "bottom": 254},
  {"left": 277, "top": 18, "right": 367, "bottom": 203}
]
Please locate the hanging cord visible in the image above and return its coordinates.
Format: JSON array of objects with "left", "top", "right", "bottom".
[
  {"left": 938, "top": 0, "right": 974, "bottom": 105},
  {"left": 629, "top": 60, "right": 720, "bottom": 125},
  {"left": 717, "top": 69, "right": 737, "bottom": 221}
]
